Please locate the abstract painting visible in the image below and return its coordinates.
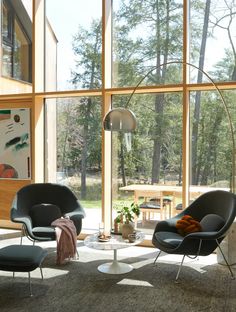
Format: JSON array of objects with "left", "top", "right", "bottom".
[{"left": 0, "top": 108, "right": 31, "bottom": 179}]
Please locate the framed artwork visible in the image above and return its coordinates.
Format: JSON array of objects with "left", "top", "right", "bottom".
[{"left": 0, "top": 108, "right": 31, "bottom": 179}]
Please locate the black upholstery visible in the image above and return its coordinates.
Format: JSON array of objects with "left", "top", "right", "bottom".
[
  {"left": 200, "top": 214, "right": 225, "bottom": 232},
  {"left": 11, "top": 183, "right": 85, "bottom": 242},
  {"left": 0, "top": 245, "right": 47, "bottom": 296},
  {"left": 152, "top": 190, "right": 236, "bottom": 279},
  {"left": 0, "top": 245, "right": 47, "bottom": 272},
  {"left": 30, "top": 203, "right": 62, "bottom": 227}
]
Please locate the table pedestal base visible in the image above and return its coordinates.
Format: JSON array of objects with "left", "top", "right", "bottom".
[{"left": 98, "top": 260, "right": 133, "bottom": 274}]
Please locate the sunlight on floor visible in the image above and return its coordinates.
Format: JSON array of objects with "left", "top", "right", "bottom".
[
  {"left": 117, "top": 278, "right": 154, "bottom": 287},
  {"left": 156, "top": 253, "right": 219, "bottom": 274},
  {"left": 42, "top": 268, "right": 70, "bottom": 279},
  {"left": 0, "top": 269, "right": 69, "bottom": 280}
]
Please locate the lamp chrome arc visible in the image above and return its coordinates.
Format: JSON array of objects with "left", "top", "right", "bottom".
[{"left": 103, "top": 107, "right": 137, "bottom": 132}]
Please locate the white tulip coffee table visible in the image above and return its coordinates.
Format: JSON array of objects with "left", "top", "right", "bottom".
[{"left": 84, "top": 232, "right": 145, "bottom": 274}]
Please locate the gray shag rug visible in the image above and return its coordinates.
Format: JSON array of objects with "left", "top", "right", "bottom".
[{"left": 0, "top": 241, "right": 236, "bottom": 312}]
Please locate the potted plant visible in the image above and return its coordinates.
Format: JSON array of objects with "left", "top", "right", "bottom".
[
  {"left": 114, "top": 202, "right": 140, "bottom": 238},
  {"left": 113, "top": 214, "right": 123, "bottom": 234}
]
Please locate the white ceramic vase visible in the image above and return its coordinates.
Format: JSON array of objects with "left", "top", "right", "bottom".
[{"left": 122, "top": 222, "right": 134, "bottom": 239}]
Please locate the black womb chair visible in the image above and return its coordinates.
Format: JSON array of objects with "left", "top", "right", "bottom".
[
  {"left": 11, "top": 183, "right": 85, "bottom": 243},
  {"left": 152, "top": 190, "right": 236, "bottom": 281}
]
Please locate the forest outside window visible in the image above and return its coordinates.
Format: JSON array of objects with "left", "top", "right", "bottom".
[
  {"left": 45, "top": 96, "right": 102, "bottom": 232},
  {"left": 110, "top": 0, "right": 236, "bottom": 235},
  {"left": 1, "top": 0, "right": 32, "bottom": 83},
  {"left": 190, "top": 0, "right": 236, "bottom": 83}
]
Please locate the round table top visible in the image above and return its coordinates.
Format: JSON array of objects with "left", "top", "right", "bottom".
[{"left": 84, "top": 232, "right": 145, "bottom": 251}]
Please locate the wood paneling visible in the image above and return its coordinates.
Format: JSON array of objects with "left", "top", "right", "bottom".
[
  {"left": 0, "top": 77, "right": 32, "bottom": 95},
  {"left": 0, "top": 179, "right": 31, "bottom": 220}
]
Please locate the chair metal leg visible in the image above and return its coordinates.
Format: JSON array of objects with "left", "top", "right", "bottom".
[
  {"left": 28, "top": 272, "right": 33, "bottom": 297},
  {"left": 40, "top": 266, "right": 44, "bottom": 280},
  {"left": 175, "top": 255, "right": 185, "bottom": 282},
  {"left": 21, "top": 224, "right": 37, "bottom": 245},
  {"left": 76, "top": 249, "right": 79, "bottom": 259},
  {"left": 13, "top": 272, "right": 15, "bottom": 278},
  {"left": 20, "top": 225, "right": 24, "bottom": 245},
  {"left": 216, "top": 240, "right": 235, "bottom": 279},
  {"left": 154, "top": 250, "right": 162, "bottom": 265}
]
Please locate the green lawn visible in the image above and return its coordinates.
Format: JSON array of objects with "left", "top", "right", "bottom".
[{"left": 80, "top": 198, "right": 136, "bottom": 209}]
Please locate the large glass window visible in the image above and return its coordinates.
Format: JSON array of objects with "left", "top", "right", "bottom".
[
  {"left": 190, "top": 90, "right": 233, "bottom": 187},
  {"left": 190, "top": 0, "right": 236, "bottom": 82},
  {"left": 222, "top": 90, "right": 236, "bottom": 132},
  {"left": 45, "top": 0, "right": 102, "bottom": 91},
  {"left": 13, "top": 18, "right": 30, "bottom": 81},
  {"left": 1, "top": 0, "right": 32, "bottom": 83},
  {"left": 45, "top": 97, "right": 102, "bottom": 231},
  {"left": 112, "top": 92, "right": 183, "bottom": 234},
  {"left": 112, "top": 0, "right": 183, "bottom": 87}
]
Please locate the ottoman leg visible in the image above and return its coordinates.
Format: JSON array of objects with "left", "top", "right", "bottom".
[
  {"left": 0, "top": 245, "right": 47, "bottom": 297},
  {"left": 28, "top": 272, "right": 33, "bottom": 297}
]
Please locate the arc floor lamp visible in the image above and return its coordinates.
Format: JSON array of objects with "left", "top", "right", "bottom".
[{"left": 103, "top": 60, "right": 236, "bottom": 192}]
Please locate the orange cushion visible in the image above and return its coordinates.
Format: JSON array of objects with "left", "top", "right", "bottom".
[{"left": 176, "top": 215, "right": 202, "bottom": 236}]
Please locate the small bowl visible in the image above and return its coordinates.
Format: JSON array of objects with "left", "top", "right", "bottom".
[{"left": 128, "top": 233, "right": 136, "bottom": 243}]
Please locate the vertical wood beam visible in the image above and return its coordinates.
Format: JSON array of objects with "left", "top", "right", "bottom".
[
  {"left": 102, "top": 0, "right": 112, "bottom": 232},
  {"left": 182, "top": 0, "right": 190, "bottom": 208},
  {"left": 33, "top": 0, "right": 45, "bottom": 93},
  {"left": 32, "top": 0, "right": 45, "bottom": 182},
  {"left": 31, "top": 96, "right": 44, "bottom": 182}
]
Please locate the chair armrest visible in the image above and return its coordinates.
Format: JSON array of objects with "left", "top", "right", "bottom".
[
  {"left": 184, "top": 231, "right": 220, "bottom": 240},
  {"left": 11, "top": 215, "right": 34, "bottom": 236},
  {"left": 65, "top": 207, "right": 85, "bottom": 236},
  {"left": 64, "top": 206, "right": 86, "bottom": 219}
]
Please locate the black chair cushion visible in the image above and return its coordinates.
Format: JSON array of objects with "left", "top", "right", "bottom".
[
  {"left": 32, "top": 226, "right": 56, "bottom": 239},
  {"left": 200, "top": 214, "right": 225, "bottom": 232},
  {"left": 153, "top": 231, "right": 184, "bottom": 248},
  {"left": 30, "top": 203, "right": 62, "bottom": 227},
  {"left": 0, "top": 245, "right": 47, "bottom": 272}
]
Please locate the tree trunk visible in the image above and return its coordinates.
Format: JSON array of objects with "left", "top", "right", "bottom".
[
  {"left": 226, "top": 11, "right": 236, "bottom": 80},
  {"left": 120, "top": 134, "right": 127, "bottom": 186},
  {"left": 151, "top": 1, "right": 169, "bottom": 184},
  {"left": 178, "top": 145, "right": 182, "bottom": 185},
  {"left": 152, "top": 94, "right": 164, "bottom": 183},
  {"left": 61, "top": 105, "right": 72, "bottom": 172},
  {"left": 80, "top": 26, "right": 100, "bottom": 198},
  {"left": 81, "top": 116, "right": 88, "bottom": 199},
  {"left": 191, "top": 0, "right": 211, "bottom": 185},
  {"left": 201, "top": 110, "right": 222, "bottom": 184}
]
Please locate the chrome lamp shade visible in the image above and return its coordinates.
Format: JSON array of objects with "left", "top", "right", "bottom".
[{"left": 103, "top": 108, "right": 137, "bottom": 132}]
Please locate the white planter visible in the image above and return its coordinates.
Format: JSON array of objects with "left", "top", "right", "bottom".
[
  {"left": 122, "top": 223, "right": 134, "bottom": 239},
  {"left": 217, "top": 221, "right": 236, "bottom": 265}
]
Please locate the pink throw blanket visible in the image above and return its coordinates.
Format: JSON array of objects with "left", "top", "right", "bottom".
[{"left": 51, "top": 218, "right": 77, "bottom": 265}]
